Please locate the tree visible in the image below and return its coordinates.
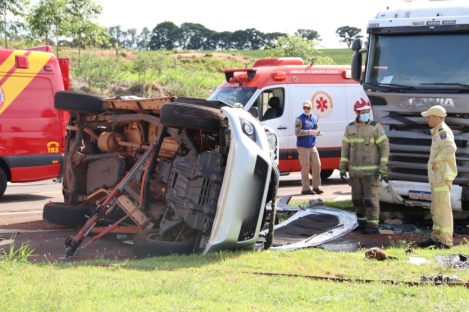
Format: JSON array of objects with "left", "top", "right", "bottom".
[
  {"left": 272, "top": 35, "right": 334, "bottom": 65},
  {"left": 27, "top": 0, "right": 67, "bottom": 47},
  {"left": 264, "top": 32, "right": 287, "bottom": 49},
  {"left": 336, "top": 26, "right": 361, "bottom": 48},
  {"left": 179, "top": 23, "right": 211, "bottom": 50},
  {"left": 295, "top": 29, "right": 321, "bottom": 41},
  {"left": 149, "top": 21, "right": 180, "bottom": 50},
  {"left": 245, "top": 28, "right": 265, "bottom": 49},
  {"left": 65, "top": 0, "right": 102, "bottom": 53},
  {"left": 0, "top": 0, "right": 29, "bottom": 48},
  {"left": 137, "top": 27, "right": 151, "bottom": 50}
]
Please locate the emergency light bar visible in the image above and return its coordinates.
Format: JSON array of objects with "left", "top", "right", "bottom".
[{"left": 224, "top": 68, "right": 256, "bottom": 83}]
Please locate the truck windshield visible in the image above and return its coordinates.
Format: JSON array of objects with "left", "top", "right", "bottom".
[
  {"left": 365, "top": 34, "right": 469, "bottom": 91},
  {"left": 208, "top": 87, "right": 257, "bottom": 106}
]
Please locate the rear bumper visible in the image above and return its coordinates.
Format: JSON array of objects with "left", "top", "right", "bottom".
[{"left": 379, "top": 180, "right": 463, "bottom": 211}]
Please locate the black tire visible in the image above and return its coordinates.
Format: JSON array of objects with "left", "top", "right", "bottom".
[
  {"left": 320, "top": 169, "right": 334, "bottom": 181},
  {"left": 55, "top": 91, "right": 106, "bottom": 113},
  {"left": 160, "top": 102, "right": 224, "bottom": 132},
  {"left": 43, "top": 202, "right": 90, "bottom": 227},
  {"left": 133, "top": 231, "right": 196, "bottom": 258},
  {"left": 0, "top": 167, "right": 7, "bottom": 199}
]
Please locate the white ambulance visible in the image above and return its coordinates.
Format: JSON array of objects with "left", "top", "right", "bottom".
[{"left": 209, "top": 57, "right": 369, "bottom": 179}]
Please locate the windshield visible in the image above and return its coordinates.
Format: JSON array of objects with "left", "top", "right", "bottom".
[
  {"left": 365, "top": 34, "right": 469, "bottom": 91},
  {"left": 208, "top": 87, "right": 257, "bottom": 106}
]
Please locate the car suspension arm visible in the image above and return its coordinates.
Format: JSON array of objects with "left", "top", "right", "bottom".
[{"left": 63, "top": 127, "right": 167, "bottom": 258}]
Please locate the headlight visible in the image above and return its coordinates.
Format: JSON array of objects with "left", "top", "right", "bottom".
[
  {"left": 266, "top": 131, "right": 277, "bottom": 151},
  {"left": 241, "top": 120, "right": 256, "bottom": 141}
]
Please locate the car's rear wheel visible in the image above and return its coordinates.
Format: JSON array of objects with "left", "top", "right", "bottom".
[
  {"left": 43, "top": 202, "right": 90, "bottom": 227},
  {"left": 55, "top": 91, "right": 106, "bottom": 113},
  {"left": 160, "top": 102, "right": 224, "bottom": 132},
  {"left": 132, "top": 231, "right": 197, "bottom": 258},
  {"left": 320, "top": 169, "right": 334, "bottom": 181},
  {"left": 0, "top": 167, "right": 7, "bottom": 199}
]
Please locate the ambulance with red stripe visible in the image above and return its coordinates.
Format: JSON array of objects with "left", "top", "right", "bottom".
[
  {"left": 0, "top": 46, "right": 69, "bottom": 199},
  {"left": 209, "top": 57, "right": 368, "bottom": 180}
]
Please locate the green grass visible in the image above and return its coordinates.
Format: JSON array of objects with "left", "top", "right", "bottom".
[{"left": 0, "top": 245, "right": 468, "bottom": 311}]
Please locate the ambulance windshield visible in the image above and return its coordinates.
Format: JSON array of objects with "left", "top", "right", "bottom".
[
  {"left": 208, "top": 87, "right": 257, "bottom": 106},
  {"left": 365, "top": 33, "right": 469, "bottom": 91}
]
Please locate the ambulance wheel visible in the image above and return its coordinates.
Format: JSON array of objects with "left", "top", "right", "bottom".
[
  {"left": 54, "top": 91, "right": 106, "bottom": 113},
  {"left": 160, "top": 102, "right": 224, "bottom": 132},
  {"left": 320, "top": 170, "right": 334, "bottom": 181},
  {"left": 43, "top": 202, "right": 90, "bottom": 227},
  {"left": 132, "top": 231, "right": 196, "bottom": 258},
  {"left": 0, "top": 167, "right": 7, "bottom": 199}
]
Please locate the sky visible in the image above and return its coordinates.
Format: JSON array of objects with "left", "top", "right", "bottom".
[{"left": 97, "top": 0, "right": 406, "bottom": 48}]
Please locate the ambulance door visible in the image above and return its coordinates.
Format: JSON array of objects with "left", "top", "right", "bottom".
[
  {"left": 246, "top": 86, "right": 291, "bottom": 150},
  {"left": 344, "top": 84, "right": 368, "bottom": 123},
  {"left": 290, "top": 84, "right": 348, "bottom": 169}
]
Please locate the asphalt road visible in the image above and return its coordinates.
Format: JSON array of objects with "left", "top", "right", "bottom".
[{"left": 0, "top": 171, "right": 350, "bottom": 227}]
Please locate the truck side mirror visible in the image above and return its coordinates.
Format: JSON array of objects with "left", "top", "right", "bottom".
[{"left": 351, "top": 38, "right": 363, "bottom": 82}]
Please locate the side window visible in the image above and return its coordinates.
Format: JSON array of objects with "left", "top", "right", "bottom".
[{"left": 256, "top": 88, "right": 285, "bottom": 121}]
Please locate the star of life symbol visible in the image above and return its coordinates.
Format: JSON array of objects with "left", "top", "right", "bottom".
[{"left": 311, "top": 91, "right": 333, "bottom": 117}]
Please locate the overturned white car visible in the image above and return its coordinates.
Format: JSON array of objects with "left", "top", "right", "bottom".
[{"left": 44, "top": 93, "right": 279, "bottom": 258}]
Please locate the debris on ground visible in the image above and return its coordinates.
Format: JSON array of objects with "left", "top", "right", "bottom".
[
  {"left": 365, "top": 247, "right": 389, "bottom": 261},
  {"left": 435, "top": 254, "right": 469, "bottom": 269},
  {"left": 408, "top": 256, "right": 430, "bottom": 265},
  {"left": 420, "top": 273, "right": 462, "bottom": 284}
]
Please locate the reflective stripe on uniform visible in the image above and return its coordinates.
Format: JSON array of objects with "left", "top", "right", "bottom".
[
  {"left": 380, "top": 157, "right": 388, "bottom": 163},
  {"left": 433, "top": 185, "right": 449, "bottom": 193},
  {"left": 433, "top": 225, "right": 452, "bottom": 233},
  {"left": 367, "top": 219, "right": 379, "bottom": 225},
  {"left": 340, "top": 157, "right": 349, "bottom": 162},
  {"left": 349, "top": 165, "right": 378, "bottom": 171},
  {"left": 342, "top": 136, "right": 350, "bottom": 143},
  {"left": 375, "top": 135, "right": 387, "bottom": 144}
]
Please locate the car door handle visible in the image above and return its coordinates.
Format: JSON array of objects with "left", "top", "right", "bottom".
[{"left": 277, "top": 126, "right": 288, "bottom": 130}]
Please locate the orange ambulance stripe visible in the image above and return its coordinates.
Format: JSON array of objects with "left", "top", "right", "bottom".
[{"left": 0, "top": 51, "right": 52, "bottom": 115}]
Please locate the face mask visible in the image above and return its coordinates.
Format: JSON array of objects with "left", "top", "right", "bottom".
[{"left": 359, "top": 112, "right": 370, "bottom": 123}]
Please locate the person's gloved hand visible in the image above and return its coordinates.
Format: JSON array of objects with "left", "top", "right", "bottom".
[
  {"left": 379, "top": 168, "right": 388, "bottom": 183},
  {"left": 340, "top": 168, "right": 347, "bottom": 181}
]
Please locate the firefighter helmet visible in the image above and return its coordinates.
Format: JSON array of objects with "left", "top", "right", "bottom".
[{"left": 354, "top": 98, "right": 371, "bottom": 111}]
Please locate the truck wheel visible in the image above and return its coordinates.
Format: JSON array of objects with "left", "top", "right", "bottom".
[
  {"left": 160, "top": 102, "right": 224, "bottom": 132},
  {"left": 43, "top": 202, "right": 90, "bottom": 227},
  {"left": 0, "top": 167, "right": 7, "bottom": 199},
  {"left": 55, "top": 91, "right": 106, "bottom": 113},
  {"left": 132, "top": 231, "right": 196, "bottom": 258},
  {"left": 320, "top": 169, "right": 334, "bottom": 181}
]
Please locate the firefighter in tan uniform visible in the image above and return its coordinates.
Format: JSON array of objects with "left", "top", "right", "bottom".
[
  {"left": 417, "top": 105, "right": 457, "bottom": 249},
  {"left": 339, "top": 98, "right": 389, "bottom": 234},
  {"left": 295, "top": 100, "right": 323, "bottom": 195}
]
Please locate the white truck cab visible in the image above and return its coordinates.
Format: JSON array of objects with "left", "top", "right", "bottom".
[
  {"left": 209, "top": 57, "right": 368, "bottom": 180},
  {"left": 351, "top": 0, "right": 469, "bottom": 210}
]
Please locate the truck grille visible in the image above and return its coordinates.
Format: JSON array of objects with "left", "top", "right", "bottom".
[
  {"left": 374, "top": 108, "right": 469, "bottom": 185},
  {"left": 238, "top": 156, "right": 268, "bottom": 242}
]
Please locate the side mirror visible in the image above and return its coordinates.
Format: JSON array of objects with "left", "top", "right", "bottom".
[
  {"left": 351, "top": 38, "right": 362, "bottom": 52},
  {"left": 248, "top": 106, "right": 259, "bottom": 119},
  {"left": 351, "top": 51, "right": 362, "bottom": 82}
]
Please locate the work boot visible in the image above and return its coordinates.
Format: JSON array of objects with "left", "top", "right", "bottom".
[
  {"left": 313, "top": 188, "right": 324, "bottom": 194},
  {"left": 416, "top": 238, "right": 437, "bottom": 248},
  {"left": 433, "top": 242, "right": 450, "bottom": 249},
  {"left": 301, "top": 189, "right": 314, "bottom": 195},
  {"left": 362, "top": 226, "right": 379, "bottom": 235}
]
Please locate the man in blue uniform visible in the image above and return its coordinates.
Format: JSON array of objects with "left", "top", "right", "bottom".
[{"left": 295, "top": 100, "right": 323, "bottom": 195}]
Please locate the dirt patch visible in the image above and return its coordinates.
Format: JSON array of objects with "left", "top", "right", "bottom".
[{"left": 174, "top": 52, "right": 249, "bottom": 63}]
